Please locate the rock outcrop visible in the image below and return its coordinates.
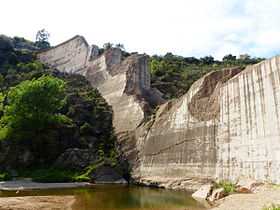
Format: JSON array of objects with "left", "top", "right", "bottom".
[
  {"left": 134, "top": 56, "right": 280, "bottom": 187},
  {"left": 38, "top": 35, "right": 165, "bottom": 171},
  {"left": 38, "top": 35, "right": 164, "bottom": 134},
  {"left": 38, "top": 36, "right": 280, "bottom": 188}
]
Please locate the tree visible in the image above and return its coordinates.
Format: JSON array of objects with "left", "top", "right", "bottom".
[
  {"left": 184, "top": 57, "right": 200, "bottom": 64},
  {"left": 149, "top": 59, "right": 160, "bottom": 75},
  {"left": 0, "top": 35, "right": 16, "bottom": 67},
  {"left": 164, "top": 52, "right": 176, "bottom": 61},
  {"left": 35, "top": 29, "right": 50, "bottom": 49},
  {"left": 0, "top": 75, "right": 67, "bottom": 139},
  {"left": 103, "top": 42, "right": 113, "bottom": 50},
  {"left": 223, "top": 54, "right": 237, "bottom": 62},
  {"left": 200, "top": 56, "right": 215, "bottom": 65}
]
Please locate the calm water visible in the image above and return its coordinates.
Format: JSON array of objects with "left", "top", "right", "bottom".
[{"left": 0, "top": 185, "right": 206, "bottom": 210}]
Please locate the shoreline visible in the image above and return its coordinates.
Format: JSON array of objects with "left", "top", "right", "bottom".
[
  {"left": 0, "top": 180, "right": 92, "bottom": 191},
  {"left": 0, "top": 195, "right": 75, "bottom": 210},
  {"left": 2, "top": 180, "right": 280, "bottom": 210}
]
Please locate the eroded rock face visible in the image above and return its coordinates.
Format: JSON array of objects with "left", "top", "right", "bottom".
[
  {"left": 134, "top": 56, "right": 280, "bottom": 187},
  {"left": 133, "top": 68, "right": 242, "bottom": 184},
  {"left": 38, "top": 36, "right": 164, "bottom": 135},
  {"left": 216, "top": 57, "right": 280, "bottom": 184}
]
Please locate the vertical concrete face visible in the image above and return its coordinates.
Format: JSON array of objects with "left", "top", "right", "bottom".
[{"left": 216, "top": 57, "right": 280, "bottom": 183}]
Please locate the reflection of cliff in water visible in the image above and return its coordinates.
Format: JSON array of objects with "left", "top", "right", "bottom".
[{"left": 73, "top": 185, "right": 206, "bottom": 210}]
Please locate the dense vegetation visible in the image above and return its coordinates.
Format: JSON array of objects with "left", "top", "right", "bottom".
[
  {"left": 149, "top": 53, "right": 264, "bottom": 99},
  {"left": 0, "top": 35, "right": 117, "bottom": 180},
  {"left": 0, "top": 75, "right": 67, "bottom": 141}
]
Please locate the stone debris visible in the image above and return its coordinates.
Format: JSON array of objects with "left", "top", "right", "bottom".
[
  {"left": 192, "top": 184, "right": 213, "bottom": 200},
  {"left": 236, "top": 178, "right": 262, "bottom": 193},
  {"left": 192, "top": 184, "right": 226, "bottom": 203},
  {"left": 208, "top": 188, "right": 226, "bottom": 202}
]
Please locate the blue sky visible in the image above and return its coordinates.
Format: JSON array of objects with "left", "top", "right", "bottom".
[{"left": 1, "top": 0, "right": 280, "bottom": 59}]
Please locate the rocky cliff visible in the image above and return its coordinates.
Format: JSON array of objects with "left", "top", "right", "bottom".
[
  {"left": 38, "top": 36, "right": 164, "bottom": 134},
  {"left": 38, "top": 36, "right": 164, "bottom": 169},
  {"left": 38, "top": 36, "right": 280, "bottom": 188},
  {"left": 135, "top": 56, "right": 280, "bottom": 188}
]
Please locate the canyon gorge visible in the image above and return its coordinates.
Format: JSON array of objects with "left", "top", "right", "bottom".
[{"left": 38, "top": 35, "right": 280, "bottom": 189}]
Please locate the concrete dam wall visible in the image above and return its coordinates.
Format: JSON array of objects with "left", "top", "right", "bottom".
[{"left": 38, "top": 36, "right": 280, "bottom": 187}]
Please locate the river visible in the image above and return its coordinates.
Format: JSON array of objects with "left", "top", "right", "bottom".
[{"left": 0, "top": 185, "right": 206, "bottom": 210}]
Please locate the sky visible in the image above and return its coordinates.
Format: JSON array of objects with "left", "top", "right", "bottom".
[{"left": 1, "top": 0, "right": 280, "bottom": 59}]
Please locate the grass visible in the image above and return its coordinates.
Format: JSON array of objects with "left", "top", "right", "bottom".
[
  {"left": 263, "top": 204, "right": 280, "bottom": 210},
  {"left": 215, "top": 181, "right": 236, "bottom": 194},
  {"left": 0, "top": 171, "right": 12, "bottom": 181}
]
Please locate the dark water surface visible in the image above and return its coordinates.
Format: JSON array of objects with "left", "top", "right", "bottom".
[{"left": 0, "top": 185, "right": 206, "bottom": 210}]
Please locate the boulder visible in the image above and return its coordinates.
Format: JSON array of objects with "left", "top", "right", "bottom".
[
  {"left": 236, "top": 178, "right": 261, "bottom": 193},
  {"left": 192, "top": 184, "right": 213, "bottom": 200},
  {"left": 90, "top": 165, "right": 127, "bottom": 184},
  {"left": 208, "top": 188, "right": 226, "bottom": 202},
  {"left": 54, "top": 148, "right": 98, "bottom": 170}
]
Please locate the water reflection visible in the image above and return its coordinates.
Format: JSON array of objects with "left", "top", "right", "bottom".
[{"left": 0, "top": 185, "right": 206, "bottom": 210}]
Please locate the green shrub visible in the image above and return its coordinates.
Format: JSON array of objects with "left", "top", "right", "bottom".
[
  {"left": 0, "top": 171, "right": 11, "bottom": 181},
  {"left": 20, "top": 168, "right": 78, "bottom": 183},
  {"left": 263, "top": 204, "right": 280, "bottom": 210},
  {"left": 18, "top": 168, "right": 95, "bottom": 183},
  {"left": 72, "top": 174, "right": 91, "bottom": 182},
  {"left": 149, "top": 53, "right": 264, "bottom": 99},
  {"left": 216, "top": 181, "right": 236, "bottom": 194}
]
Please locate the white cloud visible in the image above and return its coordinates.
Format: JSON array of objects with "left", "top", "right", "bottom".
[{"left": 1, "top": 0, "right": 280, "bottom": 59}]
